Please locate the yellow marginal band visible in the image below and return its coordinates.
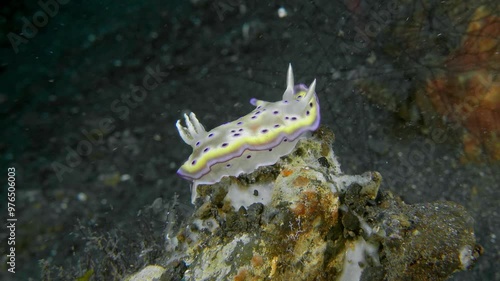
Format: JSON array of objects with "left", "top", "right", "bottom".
[{"left": 180, "top": 95, "right": 319, "bottom": 174}]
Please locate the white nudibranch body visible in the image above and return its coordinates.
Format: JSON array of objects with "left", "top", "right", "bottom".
[{"left": 176, "top": 64, "right": 321, "bottom": 192}]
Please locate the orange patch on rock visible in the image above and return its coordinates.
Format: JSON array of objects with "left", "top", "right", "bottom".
[
  {"left": 234, "top": 268, "right": 248, "bottom": 281},
  {"left": 281, "top": 168, "right": 293, "bottom": 177},
  {"left": 292, "top": 202, "right": 306, "bottom": 217},
  {"left": 300, "top": 190, "right": 320, "bottom": 217},
  {"left": 251, "top": 255, "right": 263, "bottom": 267},
  {"left": 293, "top": 176, "right": 310, "bottom": 187}
]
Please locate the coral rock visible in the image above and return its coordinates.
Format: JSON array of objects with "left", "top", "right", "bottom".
[{"left": 161, "top": 127, "right": 481, "bottom": 281}]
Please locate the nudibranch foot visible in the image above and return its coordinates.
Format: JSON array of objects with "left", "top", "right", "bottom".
[{"left": 176, "top": 64, "right": 321, "bottom": 197}]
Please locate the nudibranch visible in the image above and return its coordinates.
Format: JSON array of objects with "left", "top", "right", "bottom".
[{"left": 176, "top": 64, "right": 320, "bottom": 187}]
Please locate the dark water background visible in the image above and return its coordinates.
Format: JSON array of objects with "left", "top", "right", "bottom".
[{"left": 0, "top": 0, "right": 498, "bottom": 280}]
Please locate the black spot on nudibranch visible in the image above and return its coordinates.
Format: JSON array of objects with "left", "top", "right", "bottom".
[
  {"left": 273, "top": 111, "right": 279, "bottom": 115},
  {"left": 251, "top": 116, "right": 257, "bottom": 119},
  {"left": 226, "top": 164, "right": 231, "bottom": 167},
  {"left": 274, "top": 124, "right": 280, "bottom": 128},
  {"left": 191, "top": 160, "right": 196, "bottom": 165},
  {"left": 203, "top": 147, "right": 210, "bottom": 153},
  {"left": 291, "top": 117, "right": 297, "bottom": 121},
  {"left": 222, "top": 143, "right": 228, "bottom": 147},
  {"left": 238, "top": 128, "right": 243, "bottom": 132},
  {"left": 269, "top": 148, "right": 273, "bottom": 151},
  {"left": 233, "top": 133, "right": 240, "bottom": 137},
  {"left": 285, "top": 117, "right": 289, "bottom": 120},
  {"left": 237, "top": 121, "right": 243, "bottom": 125},
  {"left": 309, "top": 102, "right": 313, "bottom": 108},
  {"left": 230, "top": 129, "right": 236, "bottom": 133},
  {"left": 306, "top": 111, "right": 310, "bottom": 116},
  {"left": 196, "top": 141, "right": 200, "bottom": 146},
  {"left": 208, "top": 133, "right": 214, "bottom": 138},
  {"left": 246, "top": 155, "right": 252, "bottom": 159},
  {"left": 261, "top": 129, "right": 268, "bottom": 133}
]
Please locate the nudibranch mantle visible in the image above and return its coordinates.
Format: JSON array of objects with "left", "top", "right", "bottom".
[{"left": 176, "top": 64, "right": 321, "bottom": 187}]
